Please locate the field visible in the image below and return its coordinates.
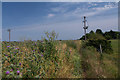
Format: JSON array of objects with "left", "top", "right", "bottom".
[{"left": 1, "top": 39, "right": 118, "bottom": 78}]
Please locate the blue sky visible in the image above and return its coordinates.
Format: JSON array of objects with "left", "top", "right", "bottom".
[{"left": 2, "top": 2, "right": 118, "bottom": 41}]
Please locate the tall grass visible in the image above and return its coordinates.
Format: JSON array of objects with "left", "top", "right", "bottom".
[{"left": 80, "top": 40, "right": 118, "bottom": 78}]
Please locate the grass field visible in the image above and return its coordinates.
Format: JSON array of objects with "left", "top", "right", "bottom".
[
  {"left": 1, "top": 39, "right": 118, "bottom": 78},
  {"left": 110, "top": 40, "right": 118, "bottom": 54}
]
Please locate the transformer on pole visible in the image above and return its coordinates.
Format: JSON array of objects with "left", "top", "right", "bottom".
[
  {"left": 83, "top": 16, "right": 88, "bottom": 40},
  {"left": 7, "top": 29, "right": 11, "bottom": 42}
]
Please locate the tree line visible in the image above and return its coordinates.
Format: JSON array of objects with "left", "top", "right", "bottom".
[
  {"left": 80, "top": 29, "right": 120, "bottom": 40},
  {"left": 79, "top": 29, "right": 119, "bottom": 54}
]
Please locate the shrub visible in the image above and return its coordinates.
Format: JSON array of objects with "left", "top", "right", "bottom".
[{"left": 85, "top": 39, "right": 113, "bottom": 54}]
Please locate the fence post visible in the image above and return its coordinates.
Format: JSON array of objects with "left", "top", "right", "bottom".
[{"left": 100, "top": 44, "right": 102, "bottom": 54}]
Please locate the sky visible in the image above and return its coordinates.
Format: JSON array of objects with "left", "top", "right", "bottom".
[
  {"left": 1, "top": 0, "right": 120, "bottom": 2},
  {"left": 2, "top": 2, "right": 118, "bottom": 41}
]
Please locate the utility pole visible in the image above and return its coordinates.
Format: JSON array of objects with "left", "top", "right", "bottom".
[
  {"left": 83, "top": 16, "right": 88, "bottom": 41},
  {"left": 7, "top": 29, "right": 11, "bottom": 42}
]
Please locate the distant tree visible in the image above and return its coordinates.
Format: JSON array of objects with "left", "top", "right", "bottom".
[
  {"left": 80, "top": 29, "right": 120, "bottom": 40},
  {"left": 96, "top": 29, "right": 103, "bottom": 35},
  {"left": 80, "top": 33, "right": 105, "bottom": 40},
  {"left": 90, "top": 30, "right": 94, "bottom": 34},
  {"left": 104, "top": 30, "right": 120, "bottom": 40}
]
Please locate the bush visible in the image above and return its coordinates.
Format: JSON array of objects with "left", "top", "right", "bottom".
[{"left": 85, "top": 39, "right": 113, "bottom": 54}]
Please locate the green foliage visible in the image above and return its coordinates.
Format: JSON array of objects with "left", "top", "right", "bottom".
[
  {"left": 79, "top": 29, "right": 118, "bottom": 54},
  {"left": 85, "top": 39, "right": 113, "bottom": 54},
  {"left": 80, "top": 40, "right": 118, "bottom": 78},
  {"left": 80, "top": 29, "right": 120, "bottom": 40},
  {"left": 95, "top": 29, "right": 103, "bottom": 35},
  {"left": 110, "top": 40, "right": 118, "bottom": 54},
  {"left": 42, "top": 31, "right": 58, "bottom": 61},
  {"left": 80, "top": 30, "right": 105, "bottom": 40},
  {"left": 89, "top": 30, "right": 94, "bottom": 34},
  {"left": 87, "top": 33, "right": 105, "bottom": 40},
  {"left": 104, "top": 30, "right": 120, "bottom": 40}
]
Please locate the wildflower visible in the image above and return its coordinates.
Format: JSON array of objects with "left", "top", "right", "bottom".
[
  {"left": 17, "top": 70, "right": 20, "bottom": 75},
  {"left": 5, "top": 54, "right": 8, "bottom": 56},
  {"left": 15, "top": 48, "right": 18, "bottom": 49},
  {"left": 33, "top": 50, "right": 35, "bottom": 52},
  {"left": 6, "top": 71, "right": 10, "bottom": 75},
  {"left": 41, "top": 54, "right": 43, "bottom": 57},
  {"left": 7, "top": 46, "right": 10, "bottom": 48},
  {"left": 19, "top": 63, "right": 21, "bottom": 65},
  {"left": 10, "top": 69, "right": 13, "bottom": 72}
]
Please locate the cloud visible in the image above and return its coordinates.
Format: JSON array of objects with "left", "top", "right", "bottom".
[
  {"left": 50, "top": 2, "right": 80, "bottom": 13},
  {"left": 92, "top": 3, "right": 118, "bottom": 11},
  {"left": 70, "top": 2, "right": 118, "bottom": 17},
  {"left": 50, "top": 2, "right": 118, "bottom": 19},
  {"left": 83, "top": 3, "right": 118, "bottom": 17},
  {"left": 48, "top": 13, "right": 55, "bottom": 18},
  {"left": 51, "top": 7, "right": 67, "bottom": 13}
]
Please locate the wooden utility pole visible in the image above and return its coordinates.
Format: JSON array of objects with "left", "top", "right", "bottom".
[
  {"left": 83, "top": 16, "right": 88, "bottom": 41},
  {"left": 7, "top": 29, "right": 11, "bottom": 42}
]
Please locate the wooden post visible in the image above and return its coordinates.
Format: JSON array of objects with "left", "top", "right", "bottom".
[{"left": 100, "top": 44, "right": 102, "bottom": 54}]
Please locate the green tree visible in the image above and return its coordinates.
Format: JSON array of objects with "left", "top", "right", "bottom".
[
  {"left": 90, "top": 30, "right": 94, "bottom": 34},
  {"left": 96, "top": 29, "right": 103, "bottom": 35}
]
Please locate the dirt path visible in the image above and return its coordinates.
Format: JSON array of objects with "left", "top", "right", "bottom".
[{"left": 75, "top": 40, "right": 87, "bottom": 78}]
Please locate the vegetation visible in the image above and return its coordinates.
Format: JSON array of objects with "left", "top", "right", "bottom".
[
  {"left": 85, "top": 39, "right": 113, "bottom": 54},
  {"left": 80, "top": 29, "right": 120, "bottom": 40},
  {"left": 1, "top": 30, "right": 118, "bottom": 78},
  {"left": 80, "top": 29, "right": 119, "bottom": 54},
  {"left": 104, "top": 30, "right": 120, "bottom": 40},
  {"left": 80, "top": 40, "right": 118, "bottom": 78},
  {"left": 2, "top": 31, "right": 82, "bottom": 78}
]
